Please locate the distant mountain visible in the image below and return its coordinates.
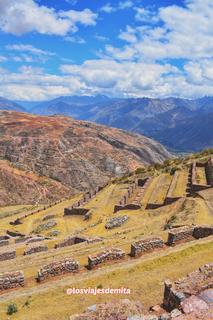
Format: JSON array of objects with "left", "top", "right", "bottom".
[
  {"left": 1, "top": 95, "right": 213, "bottom": 152},
  {"left": 30, "top": 95, "right": 112, "bottom": 117},
  {"left": 0, "top": 97, "right": 26, "bottom": 112}
]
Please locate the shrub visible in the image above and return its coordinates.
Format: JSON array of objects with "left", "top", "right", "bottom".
[{"left": 7, "top": 303, "right": 18, "bottom": 315}]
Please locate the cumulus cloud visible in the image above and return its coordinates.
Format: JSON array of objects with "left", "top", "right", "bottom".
[
  {"left": 6, "top": 44, "right": 55, "bottom": 56},
  {"left": 0, "top": 0, "right": 98, "bottom": 36}
]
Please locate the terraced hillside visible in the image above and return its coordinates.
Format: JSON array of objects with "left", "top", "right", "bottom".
[{"left": 0, "top": 151, "right": 212, "bottom": 320}]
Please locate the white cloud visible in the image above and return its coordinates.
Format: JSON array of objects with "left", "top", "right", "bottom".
[
  {"left": 0, "top": 0, "right": 98, "bottom": 36},
  {"left": 0, "top": 55, "right": 7, "bottom": 62},
  {"left": 64, "top": 36, "right": 86, "bottom": 44},
  {"left": 6, "top": 44, "right": 55, "bottom": 56},
  {"left": 100, "top": 1, "right": 133, "bottom": 13}
]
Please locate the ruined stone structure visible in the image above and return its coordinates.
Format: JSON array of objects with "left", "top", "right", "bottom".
[
  {"left": 64, "top": 183, "right": 107, "bottom": 217},
  {"left": 0, "top": 240, "right": 9, "bottom": 247},
  {"left": 163, "top": 263, "right": 213, "bottom": 311},
  {"left": 88, "top": 248, "right": 125, "bottom": 269},
  {"left": 55, "top": 235, "right": 87, "bottom": 249},
  {"left": 0, "top": 271, "right": 24, "bottom": 291},
  {"left": 114, "top": 178, "right": 152, "bottom": 213},
  {"left": 24, "top": 245, "right": 48, "bottom": 255},
  {"left": 167, "top": 225, "right": 213, "bottom": 245},
  {"left": 64, "top": 207, "right": 90, "bottom": 216},
  {"left": 167, "top": 226, "right": 195, "bottom": 245},
  {"left": 36, "top": 258, "right": 79, "bottom": 282},
  {"left": 164, "top": 171, "right": 183, "bottom": 205},
  {"left": 55, "top": 235, "right": 102, "bottom": 249},
  {"left": 191, "top": 161, "right": 212, "bottom": 194},
  {"left": 105, "top": 215, "right": 129, "bottom": 229},
  {"left": 6, "top": 230, "right": 25, "bottom": 237},
  {"left": 130, "top": 237, "right": 164, "bottom": 257},
  {"left": 0, "top": 250, "right": 16, "bottom": 261}
]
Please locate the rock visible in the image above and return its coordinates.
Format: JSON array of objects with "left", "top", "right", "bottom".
[
  {"left": 181, "top": 295, "right": 209, "bottom": 314},
  {"left": 87, "top": 305, "right": 97, "bottom": 312},
  {"left": 170, "top": 309, "right": 182, "bottom": 318},
  {"left": 198, "top": 289, "right": 213, "bottom": 305}
]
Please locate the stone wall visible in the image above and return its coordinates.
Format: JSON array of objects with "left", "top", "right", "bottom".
[
  {"left": 193, "top": 225, "right": 213, "bottom": 239},
  {"left": 130, "top": 237, "right": 164, "bottom": 257},
  {"left": 55, "top": 236, "right": 87, "bottom": 249},
  {"left": 0, "top": 271, "right": 24, "bottom": 291},
  {"left": 24, "top": 245, "right": 48, "bottom": 255},
  {"left": 64, "top": 183, "right": 107, "bottom": 216},
  {"left": 163, "top": 263, "right": 213, "bottom": 311},
  {"left": 0, "top": 250, "right": 16, "bottom": 261},
  {"left": 191, "top": 161, "right": 212, "bottom": 194},
  {"left": 114, "top": 178, "right": 152, "bottom": 213},
  {"left": 36, "top": 258, "right": 79, "bottom": 282},
  {"left": 167, "top": 226, "right": 195, "bottom": 245},
  {"left": 0, "top": 240, "right": 9, "bottom": 247},
  {"left": 88, "top": 248, "right": 125, "bottom": 269},
  {"left": 167, "top": 225, "right": 213, "bottom": 245},
  {"left": 205, "top": 157, "right": 213, "bottom": 186},
  {"left": 64, "top": 208, "right": 90, "bottom": 216}
]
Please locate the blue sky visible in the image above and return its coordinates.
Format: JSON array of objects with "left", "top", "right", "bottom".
[{"left": 0, "top": 0, "right": 212, "bottom": 100}]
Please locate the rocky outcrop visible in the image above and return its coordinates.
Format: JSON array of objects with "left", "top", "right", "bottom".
[
  {"left": 105, "top": 215, "right": 129, "bottom": 229},
  {"left": 131, "top": 237, "right": 164, "bottom": 257},
  {"left": 0, "top": 239, "right": 9, "bottom": 247},
  {"left": 0, "top": 271, "right": 24, "bottom": 290},
  {"left": 36, "top": 258, "right": 79, "bottom": 282},
  {"left": 88, "top": 248, "right": 125, "bottom": 269}
]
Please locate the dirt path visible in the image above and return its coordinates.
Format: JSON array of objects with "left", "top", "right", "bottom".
[{"left": 0, "top": 236, "right": 212, "bottom": 303}]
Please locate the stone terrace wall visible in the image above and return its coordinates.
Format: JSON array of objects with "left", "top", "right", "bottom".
[
  {"left": 0, "top": 271, "right": 24, "bottom": 291},
  {"left": 88, "top": 248, "right": 125, "bottom": 269},
  {"left": 130, "top": 237, "right": 164, "bottom": 257},
  {"left": 37, "top": 258, "right": 79, "bottom": 282},
  {"left": 164, "top": 171, "right": 182, "bottom": 205},
  {"left": 163, "top": 263, "right": 213, "bottom": 311},
  {"left": 167, "top": 226, "right": 195, "bottom": 246},
  {"left": 105, "top": 215, "right": 129, "bottom": 229},
  {"left": 0, "top": 250, "right": 16, "bottom": 261},
  {"left": 24, "top": 245, "right": 48, "bottom": 255}
]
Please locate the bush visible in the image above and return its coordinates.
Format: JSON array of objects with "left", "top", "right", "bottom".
[
  {"left": 135, "top": 167, "right": 146, "bottom": 174},
  {"left": 7, "top": 303, "right": 18, "bottom": 315}
]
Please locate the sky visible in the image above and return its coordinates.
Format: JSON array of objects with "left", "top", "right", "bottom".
[{"left": 0, "top": 0, "right": 212, "bottom": 101}]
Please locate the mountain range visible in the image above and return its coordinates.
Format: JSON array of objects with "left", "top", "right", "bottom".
[{"left": 0, "top": 95, "right": 213, "bottom": 152}]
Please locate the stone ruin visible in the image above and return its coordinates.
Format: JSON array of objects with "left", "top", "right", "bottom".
[
  {"left": 167, "top": 226, "right": 195, "bottom": 246},
  {"left": 6, "top": 230, "right": 25, "bottom": 238},
  {"left": 163, "top": 263, "right": 213, "bottom": 311},
  {"left": 167, "top": 225, "right": 213, "bottom": 246},
  {"left": 130, "top": 237, "right": 164, "bottom": 257},
  {"left": 0, "top": 271, "right": 24, "bottom": 291},
  {"left": 0, "top": 250, "right": 16, "bottom": 262},
  {"left": 36, "top": 258, "right": 79, "bottom": 282},
  {"left": 105, "top": 215, "right": 129, "bottom": 229},
  {"left": 55, "top": 235, "right": 88, "bottom": 249},
  {"left": 191, "top": 160, "right": 213, "bottom": 194},
  {"left": 164, "top": 171, "right": 183, "bottom": 205},
  {"left": 64, "top": 184, "right": 107, "bottom": 217},
  {"left": 24, "top": 244, "right": 48, "bottom": 255},
  {"left": 88, "top": 248, "right": 125, "bottom": 269},
  {"left": 0, "top": 239, "right": 9, "bottom": 247},
  {"left": 55, "top": 235, "right": 102, "bottom": 249}
]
